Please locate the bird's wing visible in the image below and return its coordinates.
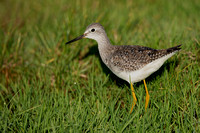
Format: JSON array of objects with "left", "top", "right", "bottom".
[{"left": 109, "top": 45, "right": 181, "bottom": 71}]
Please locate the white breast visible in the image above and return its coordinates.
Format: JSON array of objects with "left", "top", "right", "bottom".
[{"left": 110, "top": 52, "right": 176, "bottom": 83}]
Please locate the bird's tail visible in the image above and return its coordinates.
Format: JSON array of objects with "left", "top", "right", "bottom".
[{"left": 166, "top": 44, "right": 182, "bottom": 53}]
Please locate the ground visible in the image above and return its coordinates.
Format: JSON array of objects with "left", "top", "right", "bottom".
[{"left": 0, "top": 0, "right": 200, "bottom": 132}]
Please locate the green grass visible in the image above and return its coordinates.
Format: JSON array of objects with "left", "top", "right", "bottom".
[{"left": 0, "top": 0, "right": 200, "bottom": 132}]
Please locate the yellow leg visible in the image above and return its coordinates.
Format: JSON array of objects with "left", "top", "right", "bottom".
[
  {"left": 143, "top": 80, "right": 150, "bottom": 110},
  {"left": 130, "top": 82, "right": 137, "bottom": 114}
]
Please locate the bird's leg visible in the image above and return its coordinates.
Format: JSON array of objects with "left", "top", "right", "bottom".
[
  {"left": 143, "top": 79, "right": 150, "bottom": 110},
  {"left": 130, "top": 82, "right": 137, "bottom": 114}
]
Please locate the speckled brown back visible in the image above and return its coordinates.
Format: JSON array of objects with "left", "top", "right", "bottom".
[{"left": 108, "top": 45, "right": 181, "bottom": 71}]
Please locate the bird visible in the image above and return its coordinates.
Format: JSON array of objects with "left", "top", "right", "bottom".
[{"left": 65, "top": 23, "right": 181, "bottom": 113}]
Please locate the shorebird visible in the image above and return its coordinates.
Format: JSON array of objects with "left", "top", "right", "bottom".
[{"left": 66, "top": 23, "right": 181, "bottom": 113}]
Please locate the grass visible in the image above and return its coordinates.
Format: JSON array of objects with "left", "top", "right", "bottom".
[{"left": 0, "top": 0, "right": 200, "bottom": 132}]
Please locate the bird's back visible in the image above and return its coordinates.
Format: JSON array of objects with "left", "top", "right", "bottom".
[{"left": 105, "top": 44, "right": 181, "bottom": 83}]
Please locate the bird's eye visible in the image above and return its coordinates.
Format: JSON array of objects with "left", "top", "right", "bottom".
[{"left": 91, "top": 29, "right": 95, "bottom": 32}]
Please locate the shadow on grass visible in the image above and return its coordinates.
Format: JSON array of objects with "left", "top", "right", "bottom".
[{"left": 84, "top": 44, "right": 180, "bottom": 88}]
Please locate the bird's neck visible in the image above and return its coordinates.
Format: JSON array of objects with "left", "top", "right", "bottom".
[{"left": 96, "top": 35, "right": 113, "bottom": 65}]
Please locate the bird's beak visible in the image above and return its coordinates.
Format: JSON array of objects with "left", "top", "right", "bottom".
[{"left": 65, "top": 34, "right": 86, "bottom": 45}]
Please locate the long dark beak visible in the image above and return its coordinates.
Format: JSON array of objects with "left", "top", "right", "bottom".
[{"left": 65, "top": 34, "right": 85, "bottom": 45}]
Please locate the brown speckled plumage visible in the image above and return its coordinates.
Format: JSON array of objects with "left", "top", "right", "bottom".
[{"left": 106, "top": 45, "right": 181, "bottom": 71}]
